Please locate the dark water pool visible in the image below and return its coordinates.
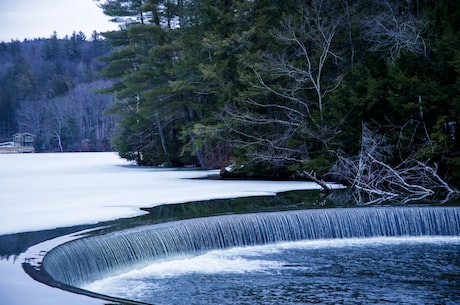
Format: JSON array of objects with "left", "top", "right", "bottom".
[{"left": 85, "top": 237, "right": 460, "bottom": 305}]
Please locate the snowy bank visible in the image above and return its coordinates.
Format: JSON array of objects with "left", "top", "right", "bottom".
[{"left": 0, "top": 152, "right": 330, "bottom": 235}]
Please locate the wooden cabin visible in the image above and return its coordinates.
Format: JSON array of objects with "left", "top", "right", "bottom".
[{"left": 13, "top": 133, "right": 36, "bottom": 147}]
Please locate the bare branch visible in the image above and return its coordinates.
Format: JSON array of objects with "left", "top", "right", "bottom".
[
  {"left": 361, "top": 0, "right": 429, "bottom": 61},
  {"left": 254, "top": 0, "right": 348, "bottom": 124},
  {"left": 329, "top": 123, "right": 458, "bottom": 205},
  {"left": 302, "top": 170, "right": 332, "bottom": 193}
]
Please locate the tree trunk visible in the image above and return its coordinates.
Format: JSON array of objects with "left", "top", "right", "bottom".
[{"left": 156, "top": 118, "right": 168, "bottom": 156}]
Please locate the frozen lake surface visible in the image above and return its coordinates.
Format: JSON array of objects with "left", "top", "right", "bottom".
[
  {"left": 0, "top": 152, "right": 324, "bottom": 235},
  {"left": 0, "top": 152, "right": 326, "bottom": 305}
]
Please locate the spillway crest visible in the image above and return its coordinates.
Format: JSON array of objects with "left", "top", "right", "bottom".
[{"left": 42, "top": 207, "right": 460, "bottom": 288}]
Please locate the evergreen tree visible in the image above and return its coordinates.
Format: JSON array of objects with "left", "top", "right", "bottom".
[{"left": 94, "top": 0, "right": 459, "bottom": 185}]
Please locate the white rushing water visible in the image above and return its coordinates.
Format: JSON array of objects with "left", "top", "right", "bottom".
[
  {"left": 86, "top": 235, "right": 460, "bottom": 285},
  {"left": 84, "top": 236, "right": 460, "bottom": 304},
  {"left": 42, "top": 206, "right": 460, "bottom": 288},
  {"left": 0, "top": 152, "right": 329, "bottom": 235}
]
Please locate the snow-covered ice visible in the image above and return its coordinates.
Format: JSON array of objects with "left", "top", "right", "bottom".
[{"left": 0, "top": 152, "right": 326, "bottom": 235}]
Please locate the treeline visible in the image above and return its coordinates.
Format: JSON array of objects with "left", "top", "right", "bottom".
[
  {"left": 98, "top": 0, "right": 459, "bottom": 185},
  {"left": 0, "top": 31, "right": 116, "bottom": 151}
]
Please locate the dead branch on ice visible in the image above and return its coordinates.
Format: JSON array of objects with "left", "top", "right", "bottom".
[{"left": 301, "top": 170, "right": 332, "bottom": 193}]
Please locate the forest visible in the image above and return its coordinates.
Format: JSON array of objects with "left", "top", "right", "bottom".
[
  {"left": 0, "top": 31, "right": 115, "bottom": 151},
  {"left": 1, "top": 0, "right": 459, "bottom": 201}
]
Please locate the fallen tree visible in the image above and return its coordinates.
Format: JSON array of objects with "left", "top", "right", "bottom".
[{"left": 329, "top": 123, "right": 458, "bottom": 204}]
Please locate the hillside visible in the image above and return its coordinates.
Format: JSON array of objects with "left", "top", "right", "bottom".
[{"left": 0, "top": 31, "right": 115, "bottom": 151}]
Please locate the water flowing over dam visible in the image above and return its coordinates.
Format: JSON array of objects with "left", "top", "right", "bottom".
[{"left": 42, "top": 207, "right": 460, "bottom": 290}]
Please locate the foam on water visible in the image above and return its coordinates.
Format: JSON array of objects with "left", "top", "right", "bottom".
[
  {"left": 85, "top": 253, "right": 280, "bottom": 289},
  {"left": 84, "top": 236, "right": 460, "bottom": 300}
]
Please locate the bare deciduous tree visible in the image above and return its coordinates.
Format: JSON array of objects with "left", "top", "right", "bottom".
[
  {"left": 361, "top": 0, "right": 429, "bottom": 61},
  {"left": 252, "top": 0, "right": 347, "bottom": 125},
  {"left": 16, "top": 99, "right": 42, "bottom": 136},
  {"left": 17, "top": 80, "right": 115, "bottom": 151},
  {"left": 223, "top": 0, "right": 350, "bottom": 170}
]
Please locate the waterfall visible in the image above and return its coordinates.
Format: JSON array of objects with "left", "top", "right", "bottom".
[{"left": 43, "top": 207, "right": 460, "bottom": 288}]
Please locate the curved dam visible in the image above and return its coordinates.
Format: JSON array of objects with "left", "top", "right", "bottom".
[{"left": 42, "top": 206, "right": 460, "bottom": 292}]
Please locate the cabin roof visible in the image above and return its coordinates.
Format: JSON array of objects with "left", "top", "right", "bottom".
[{"left": 13, "top": 132, "right": 36, "bottom": 137}]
